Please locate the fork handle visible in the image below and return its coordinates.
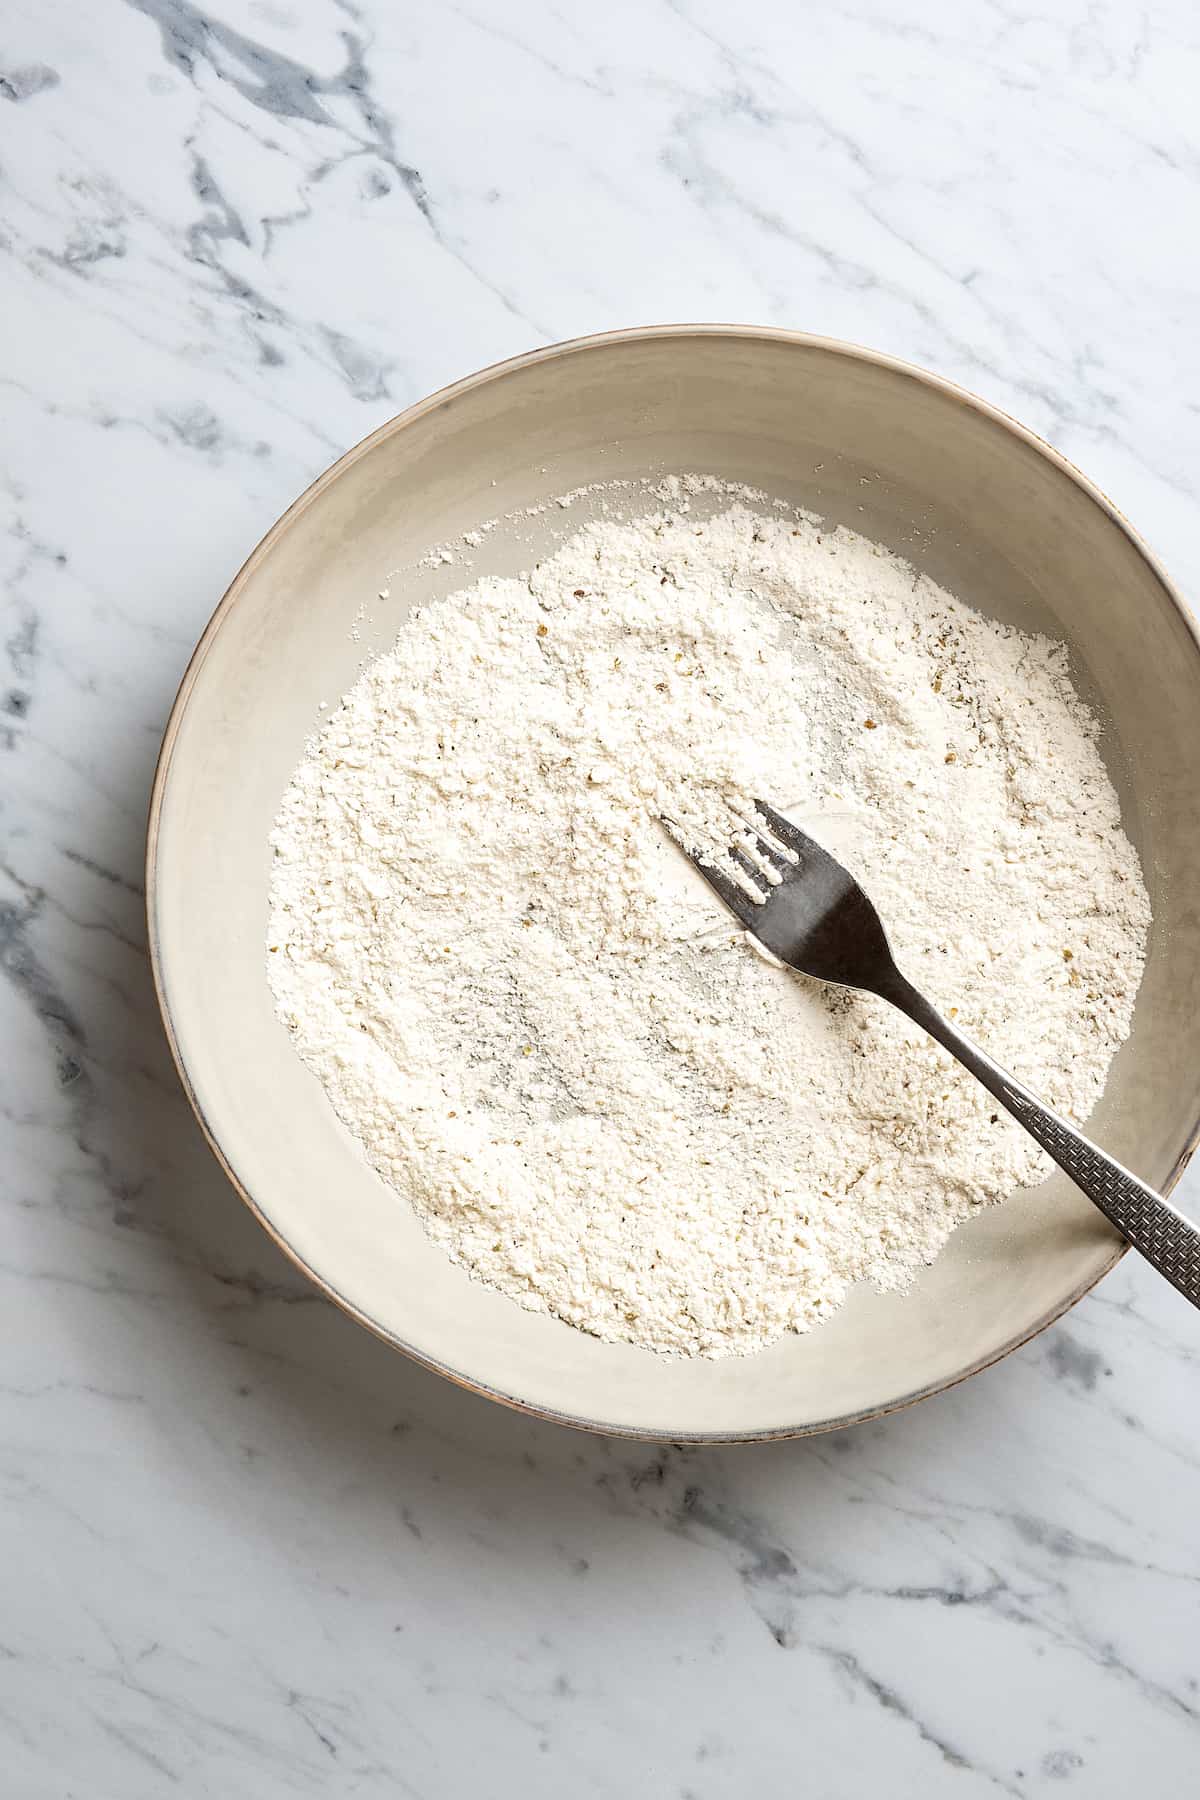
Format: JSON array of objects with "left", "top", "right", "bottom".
[{"left": 883, "top": 971, "right": 1200, "bottom": 1309}]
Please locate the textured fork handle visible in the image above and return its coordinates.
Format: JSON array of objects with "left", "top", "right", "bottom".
[{"left": 884, "top": 972, "right": 1200, "bottom": 1309}]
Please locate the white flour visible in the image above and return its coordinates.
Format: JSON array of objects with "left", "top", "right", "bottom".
[{"left": 267, "top": 499, "right": 1150, "bottom": 1357}]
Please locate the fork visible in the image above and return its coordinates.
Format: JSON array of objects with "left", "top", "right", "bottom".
[{"left": 672, "top": 798, "right": 1200, "bottom": 1309}]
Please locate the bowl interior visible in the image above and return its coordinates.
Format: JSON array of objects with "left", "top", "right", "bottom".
[{"left": 150, "top": 330, "right": 1200, "bottom": 1438}]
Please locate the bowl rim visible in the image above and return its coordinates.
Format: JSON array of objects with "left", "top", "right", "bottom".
[{"left": 145, "top": 323, "right": 1200, "bottom": 1442}]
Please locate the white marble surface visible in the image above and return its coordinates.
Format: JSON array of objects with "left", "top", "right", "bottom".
[{"left": 3, "top": 1, "right": 1200, "bottom": 1792}]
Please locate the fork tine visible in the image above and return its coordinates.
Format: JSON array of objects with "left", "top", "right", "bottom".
[
  {"left": 722, "top": 804, "right": 790, "bottom": 877},
  {"left": 661, "top": 817, "right": 761, "bottom": 926},
  {"left": 691, "top": 851, "right": 762, "bottom": 923},
  {"left": 744, "top": 824, "right": 794, "bottom": 878},
  {"left": 752, "top": 798, "right": 819, "bottom": 860},
  {"left": 728, "top": 843, "right": 769, "bottom": 897},
  {"left": 725, "top": 832, "right": 782, "bottom": 889}
]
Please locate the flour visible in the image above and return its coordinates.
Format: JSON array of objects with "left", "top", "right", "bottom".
[{"left": 267, "top": 498, "right": 1150, "bottom": 1358}]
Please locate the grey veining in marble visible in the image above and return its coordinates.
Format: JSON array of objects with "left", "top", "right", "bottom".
[{"left": 2, "top": 1, "right": 1199, "bottom": 1794}]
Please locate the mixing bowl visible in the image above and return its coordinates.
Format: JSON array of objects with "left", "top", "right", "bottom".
[{"left": 147, "top": 326, "right": 1200, "bottom": 1439}]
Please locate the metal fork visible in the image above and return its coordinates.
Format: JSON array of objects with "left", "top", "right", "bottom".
[{"left": 672, "top": 798, "right": 1200, "bottom": 1309}]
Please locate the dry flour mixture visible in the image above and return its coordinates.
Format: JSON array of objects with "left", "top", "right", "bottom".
[{"left": 267, "top": 496, "right": 1149, "bottom": 1357}]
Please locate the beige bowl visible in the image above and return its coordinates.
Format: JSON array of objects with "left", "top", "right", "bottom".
[{"left": 147, "top": 327, "right": 1200, "bottom": 1440}]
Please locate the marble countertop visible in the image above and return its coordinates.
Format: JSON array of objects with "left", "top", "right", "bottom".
[{"left": 4, "top": 2, "right": 1199, "bottom": 1793}]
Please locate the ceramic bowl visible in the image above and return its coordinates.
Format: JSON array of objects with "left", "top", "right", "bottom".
[{"left": 147, "top": 327, "right": 1200, "bottom": 1440}]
